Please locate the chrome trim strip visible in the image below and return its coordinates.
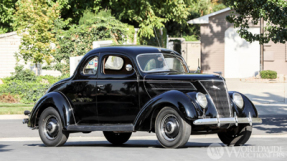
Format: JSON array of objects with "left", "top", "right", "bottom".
[
  {"left": 149, "top": 81, "right": 197, "bottom": 91},
  {"left": 198, "top": 79, "right": 224, "bottom": 82},
  {"left": 152, "top": 88, "right": 196, "bottom": 90},
  {"left": 147, "top": 80, "right": 194, "bottom": 83},
  {"left": 223, "top": 79, "right": 232, "bottom": 117},
  {"left": 193, "top": 117, "right": 262, "bottom": 126}
]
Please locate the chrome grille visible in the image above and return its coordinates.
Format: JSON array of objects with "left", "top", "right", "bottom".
[{"left": 200, "top": 81, "right": 231, "bottom": 118}]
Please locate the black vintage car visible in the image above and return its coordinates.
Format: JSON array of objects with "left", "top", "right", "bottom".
[{"left": 23, "top": 46, "right": 262, "bottom": 148}]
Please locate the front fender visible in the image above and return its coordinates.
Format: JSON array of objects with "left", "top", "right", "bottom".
[
  {"left": 28, "top": 92, "right": 75, "bottom": 129},
  {"left": 133, "top": 90, "right": 197, "bottom": 131},
  {"left": 228, "top": 91, "right": 259, "bottom": 118}
]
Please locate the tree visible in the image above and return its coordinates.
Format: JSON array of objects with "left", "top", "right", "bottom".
[
  {"left": 0, "top": 0, "right": 17, "bottom": 34},
  {"left": 51, "top": 0, "right": 190, "bottom": 39},
  {"left": 106, "top": 0, "right": 190, "bottom": 39},
  {"left": 13, "top": 0, "right": 61, "bottom": 75},
  {"left": 225, "top": 0, "right": 287, "bottom": 44},
  {"left": 52, "top": 10, "right": 134, "bottom": 74},
  {"left": 166, "top": 0, "right": 226, "bottom": 39}
]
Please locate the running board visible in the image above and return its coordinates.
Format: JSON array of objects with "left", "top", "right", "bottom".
[{"left": 66, "top": 124, "right": 134, "bottom": 132}]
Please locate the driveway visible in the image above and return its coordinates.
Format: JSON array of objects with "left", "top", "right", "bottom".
[{"left": 226, "top": 78, "right": 287, "bottom": 104}]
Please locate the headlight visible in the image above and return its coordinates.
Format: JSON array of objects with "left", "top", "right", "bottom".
[
  {"left": 232, "top": 93, "right": 244, "bottom": 109},
  {"left": 196, "top": 92, "right": 208, "bottom": 109}
]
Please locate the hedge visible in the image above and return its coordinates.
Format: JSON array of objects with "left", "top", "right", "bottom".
[
  {"left": 0, "top": 65, "right": 69, "bottom": 104},
  {"left": 260, "top": 70, "right": 277, "bottom": 79}
]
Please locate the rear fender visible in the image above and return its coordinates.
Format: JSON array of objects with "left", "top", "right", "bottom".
[
  {"left": 28, "top": 92, "right": 75, "bottom": 129},
  {"left": 133, "top": 90, "right": 197, "bottom": 131}
]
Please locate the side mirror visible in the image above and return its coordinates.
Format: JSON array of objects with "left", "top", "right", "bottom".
[{"left": 126, "top": 64, "right": 133, "bottom": 71}]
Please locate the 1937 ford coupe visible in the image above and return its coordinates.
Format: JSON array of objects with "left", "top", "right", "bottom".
[{"left": 23, "top": 46, "right": 262, "bottom": 148}]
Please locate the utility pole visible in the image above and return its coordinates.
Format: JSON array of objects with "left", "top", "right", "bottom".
[{"left": 260, "top": 17, "right": 264, "bottom": 71}]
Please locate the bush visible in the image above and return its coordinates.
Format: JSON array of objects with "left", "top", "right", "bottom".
[
  {"left": 0, "top": 66, "right": 70, "bottom": 104},
  {"left": 10, "top": 65, "right": 36, "bottom": 82},
  {"left": 260, "top": 70, "right": 277, "bottom": 79},
  {"left": 0, "top": 81, "right": 50, "bottom": 104}
]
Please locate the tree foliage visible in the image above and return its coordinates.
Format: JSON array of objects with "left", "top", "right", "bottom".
[
  {"left": 52, "top": 10, "right": 134, "bottom": 74},
  {"left": 166, "top": 0, "right": 226, "bottom": 39},
  {"left": 106, "top": 0, "right": 190, "bottom": 39},
  {"left": 0, "top": 0, "right": 17, "bottom": 34},
  {"left": 50, "top": 0, "right": 190, "bottom": 39},
  {"left": 225, "top": 0, "right": 287, "bottom": 44},
  {"left": 13, "top": 0, "right": 61, "bottom": 66}
]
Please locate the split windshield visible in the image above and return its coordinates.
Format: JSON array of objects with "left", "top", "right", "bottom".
[{"left": 136, "top": 53, "right": 188, "bottom": 73}]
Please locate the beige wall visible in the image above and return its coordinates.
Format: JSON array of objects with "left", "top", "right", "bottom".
[
  {"left": 200, "top": 10, "right": 287, "bottom": 76},
  {"left": 181, "top": 41, "right": 201, "bottom": 71},
  {"left": 0, "top": 32, "right": 21, "bottom": 78},
  {"left": 0, "top": 32, "right": 61, "bottom": 78},
  {"left": 200, "top": 11, "right": 232, "bottom": 76},
  {"left": 264, "top": 42, "right": 287, "bottom": 75}
]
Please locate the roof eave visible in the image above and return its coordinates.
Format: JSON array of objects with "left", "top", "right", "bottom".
[{"left": 187, "top": 7, "right": 231, "bottom": 25}]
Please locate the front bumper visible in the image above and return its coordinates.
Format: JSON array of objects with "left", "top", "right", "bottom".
[{"left": 193, "top": 112, "right": 262, "bottom": 127}]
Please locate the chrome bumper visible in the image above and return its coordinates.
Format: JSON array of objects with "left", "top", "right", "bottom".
[{"left": 193, "top": 112, "right": 262, "bottom": 127}]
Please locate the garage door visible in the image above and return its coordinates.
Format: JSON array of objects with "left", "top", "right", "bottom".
[{"left": 224, "top": 28, "right": 260, "bottom": 78}]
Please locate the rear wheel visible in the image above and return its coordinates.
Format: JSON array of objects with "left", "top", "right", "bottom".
[
  {"left": 103, "top": 131, "right": 132, "bottom": 145},
  {"left": 38, "top": 107, "right": 69, "bottom": 147},
  {"left": 218, "top": 124, "right": 252, "bottom": 146},
  {"left": 155, "top": 107, "right": 191, "bottom": 148}
]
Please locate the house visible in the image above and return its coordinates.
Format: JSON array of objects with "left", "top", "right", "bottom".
[
  {"left": 188, "top": 8, "right": 287, "bottom": 78},
  {"left": 0, "top": 32, "right": 61, "bottom": 78}
]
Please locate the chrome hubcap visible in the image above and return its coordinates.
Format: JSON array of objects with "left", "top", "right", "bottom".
[
  {"left": 43, "top": 115, "right": 59, "bottom": 140},
  {"left": 160, "top": 114, "right": 180, "bottom": 141}
]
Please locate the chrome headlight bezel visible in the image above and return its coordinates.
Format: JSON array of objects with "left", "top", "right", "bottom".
[
  {"left": 196, "top": 92, "right": 208, "bottom": 109},
  {"left": 232, "top": 93, "right": 244, "bottom": 109}
]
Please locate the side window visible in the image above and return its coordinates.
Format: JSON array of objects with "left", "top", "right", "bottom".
[
  {"left": 144, "top": 59, "right": 156, "bottom": 71},
  {"left": 105, "top": 56, "right": 124, "bottom": 70},
  {"left": 83, "top": 57, "right": 98, "bottom": 75},
  {"left": 102, "top": 55, "right": 133, "bottom": 75}
]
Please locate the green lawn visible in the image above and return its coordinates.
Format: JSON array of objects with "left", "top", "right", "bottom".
[
  {"left": 0, "top": 107, "right": 33, "bottom": 115},
  {"left": 0, "top": 103, "right": 33, "bottom": 115}
]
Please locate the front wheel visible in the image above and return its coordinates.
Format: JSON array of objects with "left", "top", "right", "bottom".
[
  {"left": 103, "top": 131, "right": 132, "bottom": 145},
  {"left": 38, "top": 107, "right": 69, "bottom": 147},
  {"left": 218, "top": 124, "right": 252, "bottom": 146},
  {"left": 155, "top": 107, "right": 191, "bottom": 148}
]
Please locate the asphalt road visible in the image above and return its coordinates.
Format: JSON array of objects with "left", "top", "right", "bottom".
[
  {"left": 1, "top": 96, "right": 286, "bottom": 161},
  {"left": 1, "top": 137, "right": 286, "bottom": 161},
  {"left": 0, "top": 116, "right": 287, "bottom": 161}
]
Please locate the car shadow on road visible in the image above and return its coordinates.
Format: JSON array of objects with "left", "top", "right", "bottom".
[
  {"left": 0, "top": 144, "right": 12, "bottom": 152},
  {"left": 253, "top": 116, "right": 287, "bottom": 134},
  {"left": 245, "top": 92, "right": 286, "bottom": 104},
  {"left": 25, "top": 140, "right": 253, "bottom": 149}
]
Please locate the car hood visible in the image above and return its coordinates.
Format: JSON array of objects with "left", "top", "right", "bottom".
[{"left": 144, "top": 72, "right": 223, "bottom": 82}]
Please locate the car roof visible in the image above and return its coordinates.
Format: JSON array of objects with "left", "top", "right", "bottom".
[{"left": 85, "top": 45, "right": 181, "bottom": 58}]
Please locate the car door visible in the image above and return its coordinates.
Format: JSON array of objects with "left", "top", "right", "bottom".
[
  {"left": 96, "top": 53, "right": 139, "bottom": 124},
  {"left": 59, "top": 54, "right": 99, "bottom": 124}
]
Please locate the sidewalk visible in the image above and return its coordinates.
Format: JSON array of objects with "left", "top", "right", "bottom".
[
  {"left": 226, "top": 78, "right": 287, "bottom": 104},
  {"left": 0, "top": 115, "right": 28, "bottom": 120}
]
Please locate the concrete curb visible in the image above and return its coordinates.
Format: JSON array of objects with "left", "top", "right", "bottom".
[{"left": 0, "top": 115, "right": 28, "bottom": 120}]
